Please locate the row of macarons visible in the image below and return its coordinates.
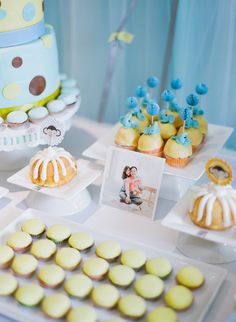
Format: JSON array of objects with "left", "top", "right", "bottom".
[{"left": 0, "top": 77, "right": 79, "bottom": 128}]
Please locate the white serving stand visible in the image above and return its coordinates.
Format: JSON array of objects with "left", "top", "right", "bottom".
[
  {"left": 83, "top": 123, "right": 233, "bottom": 201},
  {"left": 7, "top": 158, "right": 102, "bottom": 216},
  {"left": 0, "top": 97, "right": 81, "bottom": 171}
]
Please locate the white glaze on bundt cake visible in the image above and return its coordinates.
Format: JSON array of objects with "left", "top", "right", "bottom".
[{"left": 30, "top": 146, "right": 77, "bottom": 187}]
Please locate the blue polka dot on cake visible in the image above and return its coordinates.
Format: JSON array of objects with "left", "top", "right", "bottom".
[{"left": 23, "top": 3, "right": 36, "bottom": 21}]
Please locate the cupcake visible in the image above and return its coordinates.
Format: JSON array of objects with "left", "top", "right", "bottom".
[
  {"left": 28, "top": 106, "right": 49, "bottom": 123},
  {"left": 167, "top": 101, "right": 182, "bottom": 128},
  {"left": 158, "top": 109, "right": 177, "bottom": 140},
  {"left": 7, "top": 231, "right": 32, "bottom": 252},
  {"left": 11, "top": 254, "right": 38, "bottom": 277},
  {"left": 31, "top": 239, "right": 56, "bottom": 260},
  {"left": 0, "top": 245, "right": 14, "bottom": 269},
  {"left": 15, "top": 284, "right": 44, "bottom": 307},
  {"left": 0, "top": 274, "right": 18, "bottom": 296},
  {"left": 21, "top": 218, "right": 46, "bottom": 237},
  {"left": 68, "top": 231, "right": 94, "bottom": 251},
  {"left": 6, "top": 111, "right": 28, "bottom": 128},
  {"left": 42, "top": 293, "right": 71, "bottom": 319},
  {"left": 164, "top": 132, "right": 192, "bottom": 167},
  {"left": 64, "top": 274, "right": 93, "bottom": 299},
  {"left": 47, "top": 99, "right": 66, "bottom": 114},
  {"left": 115, "top": 114, "right": 140, "bottom": 151},
  {"left": 178, "top": 118, "right": 203, "bottom": 152},
  {"left": 55, "top": 247, "right": 81, "bottom": 270},
  {"left": 46, "top": 224, "right": 71, "bottom": 244},
  {"left": 66, "top": 306, "right": 97, "bottom": 322},
  {"left": 131, "top": 113, "right": 150, "bottom": 134},
  {"left": 38, "top": 264, "right": 65, "bottom": 288},
  {"left": 137, "top": 121, "right": 164, "bottom": 157}
]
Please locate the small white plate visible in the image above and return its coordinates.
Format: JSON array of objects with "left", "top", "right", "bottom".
[
  {"left": 162, "top": 190, "right": 236, "bottom": 248},
  {"left": 7, "top": 158, "right": 101, "bottom": 201},
  {"left": 0, "top": 208, "right": 228, "bottom": 322},
  {"left": 82, "top": 123, "right": 233, "bottom": 180}
]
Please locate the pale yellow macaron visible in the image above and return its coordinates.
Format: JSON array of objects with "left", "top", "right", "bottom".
[
  {"left": 165, "top": 285, "right": 193, "bottom": 310},
  {"left": 64, "top": 274, "right": 93, "bottom": 299},
  {"left": 108, "top": 264, "right": 135, "bottom": 287},
  {"left": 38, "top": 264, "right": 65, "bottom": 288},
  {"left": 7, "top": 231, "right": 32, "bottom": 252},
  {"left": 91, "top": 284, "right": 120, "bottom": 309},
  {"left": 96, "top": 240, "right": 121, "bottom": 262},
  {"left": 145, "top": 257, "right": 172, "bottom": 279},
  {"left": 15, "top": 284, "right": 44, "bottom": 307},
  {"left": 83, "top": 257, "right": 109, "bottom": 281},
  {"left": 176, "top": 266, "right": 205, "bottom": 289},
  {"left": 21, "top": 218, "right": 46, "bottom": 237},
  {"left": 66, "top": 306, "right": 97, "bottom": 322},
  {"left": 118, "top": 294, "right": 147, "bottom": 319},
  {"left": 55, "top": 247, "right": 81, "bottom": 270},
  {"left": 42, "top": 293, "right": 71, "bottom": 319},
  {"left": 68, "top": 232, "right": 94, "bottom": 251},
  {"left": 31, "top": 239, "right": 56, "bottom": 260},
  {"left": 120, "top": 249, "right": 146, "bottom": 270},
  {"left": 0, "top": 273, "right": 18, "bottom": 296},
  {"left": 147, "top": 306, "right": 177, "bottom": 322},
  {"left": 46, "top": 224, "right": 71, "bottom": 243},
  {"left": 0, "top": 245, "right": 14, "bottom": 268},
  {"left": 134, "top": 274, "right": 164, "bottom": 300},
  {"left": 11, "top": 254, "right": 38, "bottom": 277}
]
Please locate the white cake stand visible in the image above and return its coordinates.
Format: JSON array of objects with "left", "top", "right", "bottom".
[{"left": 7, "top": 158, "right": 102, "bottom": 216}]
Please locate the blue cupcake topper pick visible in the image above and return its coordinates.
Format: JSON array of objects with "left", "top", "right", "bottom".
[
  {"left": 185, "top": 118, "right": 199, "bottom": 129},
  {"left": 196, "top": 83, "right": 208, "bottom": 95},
  {"left": 126, "top": 96, "right": 138, "bottom": 110},
  {"left": 170, "top": 101, "right": 181, "bottom": 112},
  {"left": 172, "top": 132, "right": 191, "bottom": 146},
  {"left": 136, "top": 86, "right": 147, "bottom": 98},
  {"left": 143, "top": 121, "right": 160, "bottom": 135},
  {"left": 147, "top": 76, "right": 159, "bottom": 88},
  {"left": 171, "top": 78, "right": 182, "bottom": 90},
  {"left": 120, "top": 113, "right": 137, "bottom": 129},
  {"left": 161, "top": 89, "right": 174, "bottom": 102},
  {"left": 179, "top": 106, "right": 193, "bottom": 121},
  {"left": 186, "top": 94, "right": 199, "bottom": 106},
  {"left": 159, "top": 109, "right": 175, "bottom": 124}
]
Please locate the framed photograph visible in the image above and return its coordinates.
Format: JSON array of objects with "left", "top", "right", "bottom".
[{"left": 100, "top": 147, "right": 165, "bottom": 220}]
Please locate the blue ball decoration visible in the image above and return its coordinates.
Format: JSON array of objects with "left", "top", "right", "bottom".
[
  {"left": 136, "top": 86, "right": 147, "bottom": 98},
  {"left": 161, "top": 89, "right": 174, "bottom": 102},
  {"left": 196, "top": 83, "right": 208, "bottom": 95},
  {"left": 23, "top": 3, "right": 36, "bottom": 22},
  {"left": 171, "top": 78, "right": 182, "bottom": 90},
  {"left": 147, "top": 101, "right": 160, "bottom": 116},
  {"left": 147, "top": 76, "right": 159, "bottom": 88},
  {"left": 179, "top": 106, "right": 193, "bottom": 121},
  {"left": 186, "top": 93, "right": 199, "bottom": 106},
  {"left": 126, "top": 97, "right": 138, "bottom": 109}
]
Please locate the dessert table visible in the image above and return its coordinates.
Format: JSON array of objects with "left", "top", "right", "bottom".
[{"left": 0, "top": 116, "right": 235, "bottom": 322}]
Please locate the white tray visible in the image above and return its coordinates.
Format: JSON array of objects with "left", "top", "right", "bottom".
[
  {"left": 82, "top": 123, "right": 233, "bottom": 181},
  {"left": 162, "top": 190, "right": 236, "bottom": 248},
  {"left": 7, "top": 158, "right": 101, "bottom": 201},
  {"left": 0, "top": 208, "right": 227, "bottom": 322}
]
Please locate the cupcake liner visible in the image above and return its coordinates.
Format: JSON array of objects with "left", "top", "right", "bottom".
[
  {"left": 165, "top": 155, "right": 191, "bottom": 168},
  {"left": 114, "top": 142, "right": 137, "bottom": 151},
  {"left": 138, "top": 147, "right": 163, "bottom": 157}
]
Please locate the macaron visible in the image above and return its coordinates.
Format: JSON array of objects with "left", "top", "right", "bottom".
[
  {"left": 38, "top": 264, "right": 65, "bottom": 288},
  {"left": 96, "top": 240, "right": 121, "bottom": 262},
  {"left": 42, "top": 293, "right": 71, "bottom": 319},
  {"left": 134, "top": 274, "right": 164, "bottom": 300},
  {"left": 120, "top": 249, "right": 146, "bottom": 270},
  {"left": 82, "top": 257, "right": 109, "bottom": 281},
  {"left": 145, "top": 257, "right": 172, "bottom": 279},
  {"left": 0, "top": 273, "right": 18, "bottom": 296},
  {"left": 147, "top": 307, "right": 177, "bottom": 322},
  {"left": 47, "top": 99, "right": 66, "bottom": 114},
  {"left": 68, "top": 232, "right": 94, "bottom": 251},
  {"left": 64, "top": 274, "right": 93, "bottom": 299},
  {"left": 61, "top": 78, "right": 77, "bottom": 87},
  {"left": 28, "top": 106, "right": 49, "bottom": 123},
  {"left": 7, "top": 231, "right": 32, "bottom": 252},
  {"left": 58, "top": 94, "right": 77, "bottom": 105},
  {"left": 7, "top": 111, "right": 28, "bottom": 128},
  {"left": 59, "top": 73, "right": 67, "bottom": 81},
  {"left": 176, "top": 266, "right": 205, "bottom": 289},
  {"left": 46, "top": 224, "right": 71, "bottom": 244},
  {"left": 108, "top": 264, "right": 135, "bottom": 287},
  {"left": 164, "top": 285, "right": 193, "bottom": 310},
  {"left": 31, "top": 239, "right": 56, "bottom": 260},
  {"left": 55, "top": 247, "right": 81, "bottom": 270},
  {"left": 66, "top": 306, "right": 97, "bottom": 322},
  {"left": 118, "top": 294, "right": 147, "bottom": 319},
  {"left": 11, "top": 254, "right": 38, "bottom": 277},
  {"left": 21, "top": 218, "right": 46, "bottom": 237},
  {"left": 91, "top": 284, "right": 119, "bottom": 309},
  {"left": 15, "top": 284, "right": 44, "bottom": 307},
  {"left": 0, "top": 245, "right": 14, "bottom": 268},
  {"left": 61, "top": 87, "right": 80, "bottom": 96}
]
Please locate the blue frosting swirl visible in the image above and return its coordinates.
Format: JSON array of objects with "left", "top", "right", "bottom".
[
  {"left": 172, "top": 132, "right": 191, "bottom": 146},
  {"left": 143, "top": 121, "right": 160, "bottom": 135}
]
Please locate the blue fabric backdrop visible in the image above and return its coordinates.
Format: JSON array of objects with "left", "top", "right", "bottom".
[{"left": 45, "top": 0, "right": 236, "bottom": 149}]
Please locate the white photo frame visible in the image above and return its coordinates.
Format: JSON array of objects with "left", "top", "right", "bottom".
[{"left": 100, "top": 146, "right": 165, "bottom": 220}]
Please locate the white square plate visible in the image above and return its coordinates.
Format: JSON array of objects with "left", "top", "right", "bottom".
[
  {"left": 0, "top": 208, "right": 227, "bottom": 322},
  {"left": 162, "top": 190, "right": 236, "bottom": 247},
  {"left": 82, "top": 123, "right": 233, "bottom": 180},
  {"left": 7, "top": 159, "right": 101, "bottom": 201}
]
